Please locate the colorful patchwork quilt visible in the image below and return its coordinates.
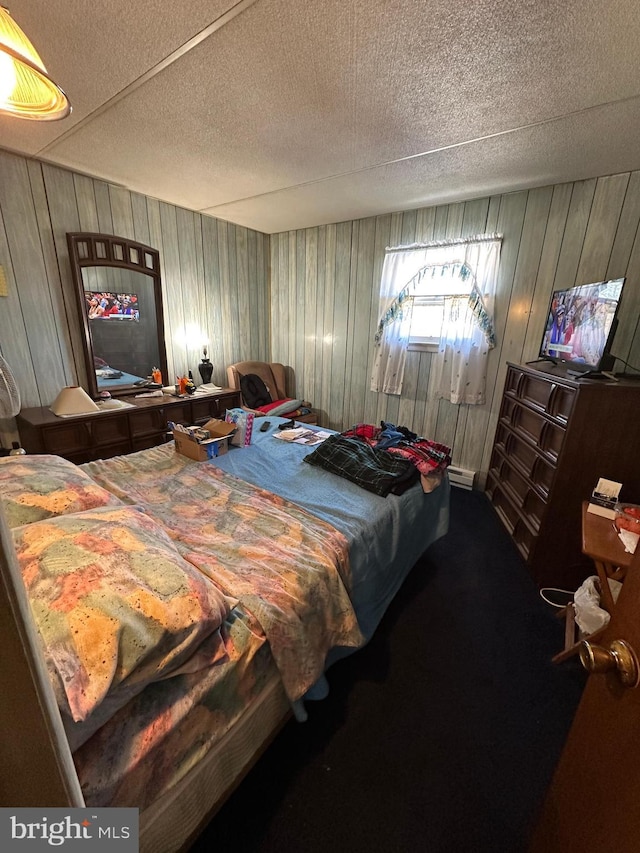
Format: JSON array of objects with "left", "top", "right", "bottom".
[{"left": 82, "top": 445, "right": 364, "bottom": 702}]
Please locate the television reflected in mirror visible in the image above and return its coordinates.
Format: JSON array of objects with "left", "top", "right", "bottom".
[
  {"left": 67, "top": 233, "right": 168, "bottom": 398},
  {"left": 85, "top": 290, "right": 140, "bottom": 321}
]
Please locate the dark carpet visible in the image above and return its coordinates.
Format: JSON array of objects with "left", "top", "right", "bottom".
[{"left": 191, "top": 487, "right": 586, "bottom": 853}]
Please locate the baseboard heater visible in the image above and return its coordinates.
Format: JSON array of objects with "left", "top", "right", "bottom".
[{"left": 448, "top": 465, "right": 475, "bottom": 490}]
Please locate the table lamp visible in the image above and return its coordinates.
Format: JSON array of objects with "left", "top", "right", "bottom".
[{"left": 50, "top": 386, "right": 99, "bottom": 417}]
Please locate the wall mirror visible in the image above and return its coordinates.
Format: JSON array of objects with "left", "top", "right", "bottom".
[{"left": 67, "top": 233, "right": 168, "bottom": 399}]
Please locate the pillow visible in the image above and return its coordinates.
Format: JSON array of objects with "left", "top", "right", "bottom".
[
  {"left": 258, "top": 398, "right": 304, "bottom": 417},
  {"left": 0, "top": 454, "right": 123, "bottom": 529},
  {"left": 13, "top": 505, "right": 232, "bottom": 722}
]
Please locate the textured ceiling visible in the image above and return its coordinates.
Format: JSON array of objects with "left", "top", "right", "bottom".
[{"left": 2, "top": 0, "right": 640, "bottom": 233}]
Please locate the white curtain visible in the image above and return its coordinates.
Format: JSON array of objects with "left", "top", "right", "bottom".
[
  {"left": 369, "top": 249, "right": 418, "bottom": 395},
  {"left": 370, "top": 236, "right": 501, "bottom": 403},
  {"left": 432, "top": 238, "right": 501, "bottom": 405}
]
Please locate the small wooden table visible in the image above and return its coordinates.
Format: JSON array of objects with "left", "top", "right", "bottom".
[
  {"left": 581, "top": 502, "right": 633, "bottom": 609},
  {"left": 552, "top": 502, "right": 635, "bottom": 663}
]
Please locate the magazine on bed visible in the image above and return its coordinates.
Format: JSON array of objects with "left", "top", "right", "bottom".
[{"left": 274, "top": 427, "right": 332, "bottom": 445}]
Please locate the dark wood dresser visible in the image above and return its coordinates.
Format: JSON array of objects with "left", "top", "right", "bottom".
[
  {"left": 486, "top": 363, "right": 640, "bottom": 589},
  {"left": 17, "top": 389, "right": 241, "bottom": 465}
]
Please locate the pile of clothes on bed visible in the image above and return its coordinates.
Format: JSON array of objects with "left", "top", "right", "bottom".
[{"left": 304, "top": 421, "right": 451, "bottom": 496}]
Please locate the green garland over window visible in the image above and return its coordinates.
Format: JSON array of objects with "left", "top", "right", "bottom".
[{"left": 374, "top": 260, "right": 495, "bottom": 348}]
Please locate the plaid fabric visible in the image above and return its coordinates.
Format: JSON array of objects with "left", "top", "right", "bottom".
[
  {"left": 304, "top": 434, "right": 419, "bottom": 497},
  {"left": 342, "top": 423, "right": 451, "bottom": 477},
  {"left": 344, "top": 422, "right": 379, "bottom": 442}
]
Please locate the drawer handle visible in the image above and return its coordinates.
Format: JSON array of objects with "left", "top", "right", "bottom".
[
  {"left": 514, "top": 371, "right": 525, "bottom": 397},
  {"left": 538, "top": 420, "right": 549, "bottom": 451},
  {"left": 504, "top": 432, "right": 515, "bottom": 455},
  {"left": 530, "top": 457, "right": 551, "bottom": 497},
  {"left": 511, "top": 403, "right": 522, "bottom": 429}
]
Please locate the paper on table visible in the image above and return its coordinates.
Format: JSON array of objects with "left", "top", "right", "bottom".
[{"left": 618, "top": 528, "right": 639, "bottom": 554}]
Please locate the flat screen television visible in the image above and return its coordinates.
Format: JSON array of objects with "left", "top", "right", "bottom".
[
  {"left": 537, "top": 277, "right": 625, "bottom": 375},
  {"left": 85, "top": 291, "right": 140, "bottom": 320}
]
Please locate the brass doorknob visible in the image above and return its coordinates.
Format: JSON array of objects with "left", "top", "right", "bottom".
[{"left": 579, "top": 639, "right": 640, "bottom": 688}]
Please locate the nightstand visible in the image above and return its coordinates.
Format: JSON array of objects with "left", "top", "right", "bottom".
[{"left": 552, "top": 503, "right": 634, "bottom": 663}]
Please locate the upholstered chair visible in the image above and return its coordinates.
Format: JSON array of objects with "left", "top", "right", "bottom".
[{"left": 226, "top": 361, "right": 317, "bottom": 424}]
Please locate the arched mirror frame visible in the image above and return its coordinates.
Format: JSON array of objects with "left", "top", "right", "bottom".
[{"left": 67, "top": 233, "right": 168, "bottom": 399}]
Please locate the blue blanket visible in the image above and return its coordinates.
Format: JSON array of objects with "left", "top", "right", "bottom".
[{"left": 211, "top": 417, "right": 450, "bottom": 645}]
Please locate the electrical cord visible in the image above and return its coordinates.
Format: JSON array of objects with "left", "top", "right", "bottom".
[
  {"left": 539, "top": 587, "right": 575, "bottom": 608},
  {"left": 611, "top": 353, "right": 640, "bottom": 375}
]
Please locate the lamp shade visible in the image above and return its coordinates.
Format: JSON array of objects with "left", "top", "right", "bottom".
[
  {"left": 0, "top": 6, "right": 70, "bottom": 120},
  {"left": 50, "top": 386, "right": 100, "bottom": 417}
]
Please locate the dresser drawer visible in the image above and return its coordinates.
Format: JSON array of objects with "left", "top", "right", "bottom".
[
  {"left": 530, "top": 455, "right": 556, "bottom": 497},
  {"left": 512, "top": 518, "right": 536, "bottom": 562},
  {"left": 493, "top": 422, "right": 511, "bottom": 455},
  {"left": 502, "top": 428, "right": 538, "bottom": 475},
  {"left": 162, "top": 401, "right": 192, "bottom": 426},
  {"left": 90, "top": 415, "right": 129, "bottom": 447},
  {"left": 42, "top": 422, "right": 91, "bottom": 454},
  {"left": 191, "top": 392, "right": 241, "bottom": 424},
  {"left": 509, "top": 404, "right": 566, "bottom": 462},
  {"left": 504, "top": 366, "right": 525, "bottom": 397},
  {"left": 522, "top": 488, "right": 546, "bottom": 531},
  {"left": 91, "top": 440, "right": 132, "bottom": 461},
  {"left": 496, "top": 459, "right": 546, "bottom": 525},
  {"left": 497, "top": 458, "right": 531, "bottom": 506},
  {"left": 488, "top": 480, "right": 521, "bottom": 533},
  {"left": 519, "top": 371, "right": 556, "bottom": 412},
  {"left": 538, "top": 419, "right": 565, "bottom": 462},
  {"left": 490, "top": 432, "right": 556, "bottom": 509},
  {"left": 131, "top": 433, "right": 171, "bottom": 453},
  {"left": 498, "top": 396, "right": 519, "bottom": 428},
  {"left": 489, "top": 482, "right": 538, "bottom": 560},
  {"left": 498, "top": 427, "right": 557, "bottom": 494},
  {"left": 128, "top": 408, "right": 165, "bottom": 437},
  {"left": 506, "top": 365, "right": 576, "bottom": 426},
  {"left": 129, "top": 402, "right": 191, "bottom": 437},
  {"left": 547, "top": 383, "right": 576, "bottom": 424},
  {"left": 510, "top": 404, "right": 545, "bottom": 444}
]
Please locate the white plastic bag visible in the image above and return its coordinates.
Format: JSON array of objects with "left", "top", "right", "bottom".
[{"left": 573, "top": 575, "right": 622, "bottom": 635}]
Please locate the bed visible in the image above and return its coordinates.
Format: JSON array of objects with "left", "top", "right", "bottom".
[{"left": 1, "top": 417, "right": 450, "bottom": 851}]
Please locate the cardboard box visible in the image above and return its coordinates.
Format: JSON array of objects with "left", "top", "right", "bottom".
[{"left": 173, "top": 419, "right": 236, "bottom": 461}]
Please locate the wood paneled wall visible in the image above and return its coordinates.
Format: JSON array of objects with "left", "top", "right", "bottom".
[
  {"left": 0, "top": 149, "right": 269, "bottom": 449},
  {"left": 270, "top": 174, "right": 640, "bottom": 480},
  {"left": 1, "top": 144, "right": 639, "bottom": 481}
]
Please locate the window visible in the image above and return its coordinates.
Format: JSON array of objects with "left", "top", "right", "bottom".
[
  {"left": 408, "top": 266, "right": 474, "bottom": 347},
  {"left": 409, "top": 296, "right": 445, "bottom": 346},
  {"left": 371, "top": 235, "right": 501, "bottom": 403}
]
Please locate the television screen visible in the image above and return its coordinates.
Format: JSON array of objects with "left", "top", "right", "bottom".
[
  {"left": 85, "top": 291, "right": 140, "bottom": 320},
  {"left": 538, "top": 278, "right": 624, "bottom": 372}
]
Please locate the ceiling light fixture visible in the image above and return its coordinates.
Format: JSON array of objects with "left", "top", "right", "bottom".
[{"left": 0, "top": 6, "right": 70, "bottom": 120}]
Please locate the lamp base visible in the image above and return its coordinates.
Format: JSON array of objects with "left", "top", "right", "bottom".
[{"left": 198, "top": 359, "right": 213, "bottom": 384}]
